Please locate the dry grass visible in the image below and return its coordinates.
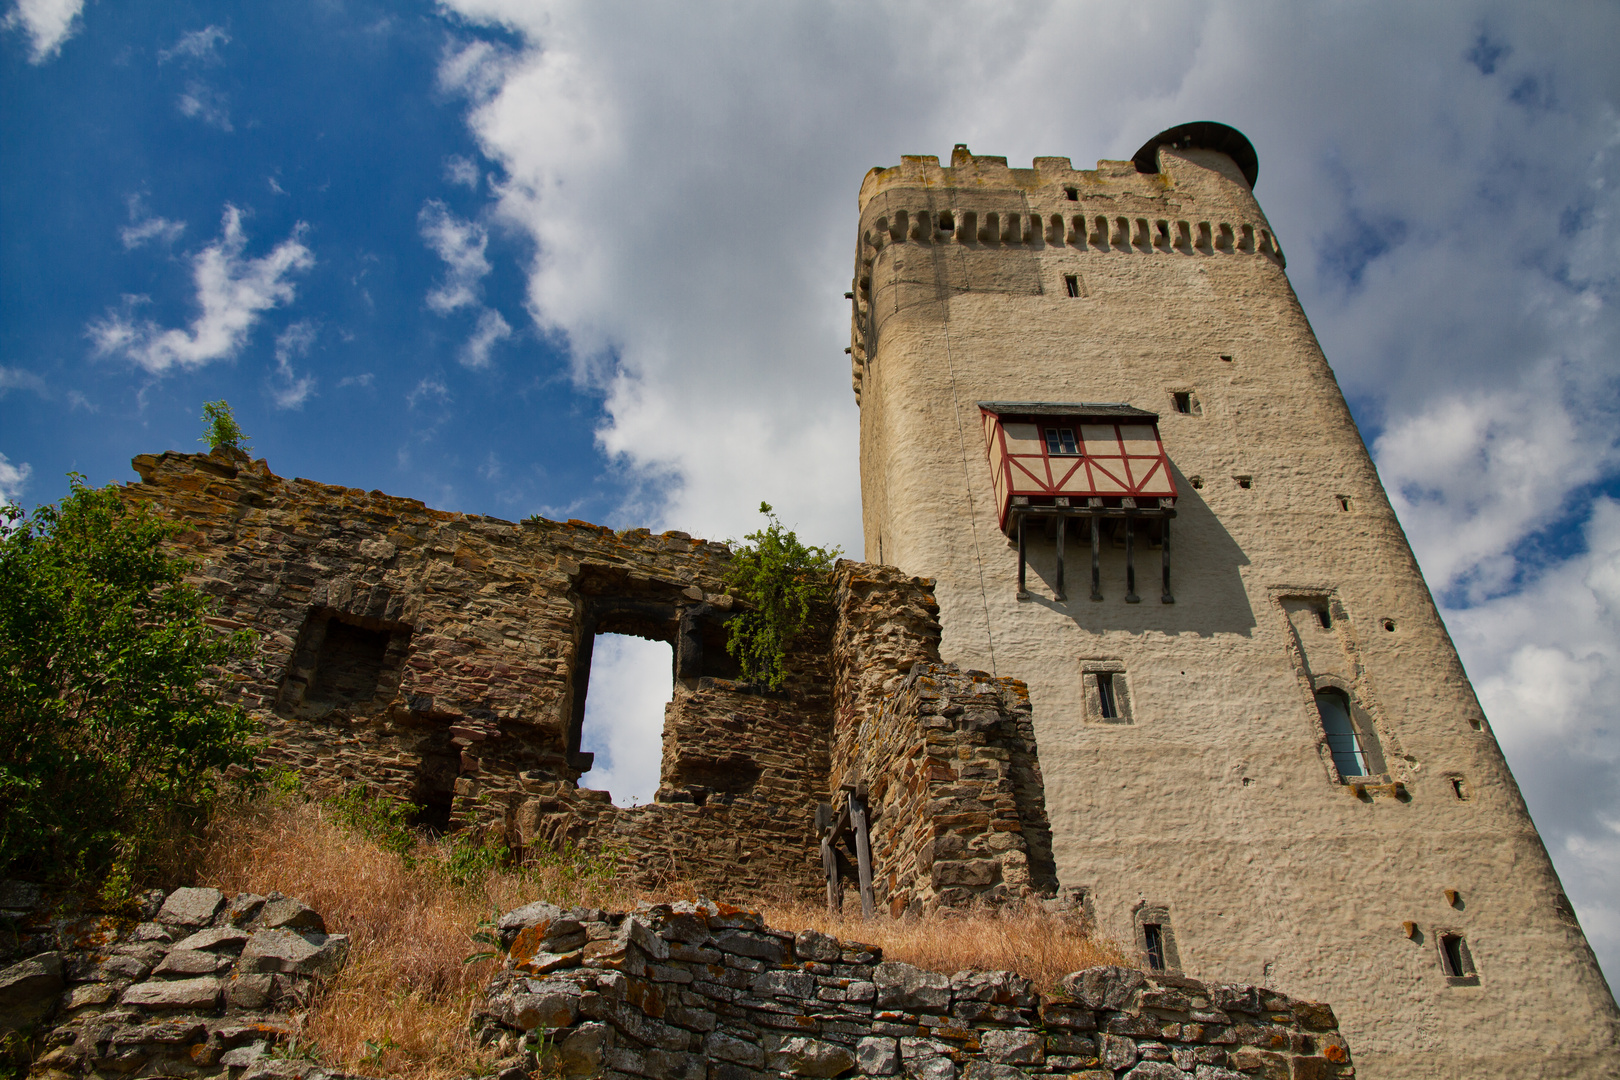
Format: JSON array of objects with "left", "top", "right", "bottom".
[
  {"left": 762, "top": 899, "right": 1131, "bottom": 995},
  {"left": 196, "top": 797, "right": 1130, "bottom": 1078},
  {"left": 197, "top": 797, "right": 636, "bottom": 1080}
]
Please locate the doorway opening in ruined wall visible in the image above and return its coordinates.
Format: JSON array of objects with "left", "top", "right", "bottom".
[{"left": 578, "top": 634, "right": 673, "bottom": 807}]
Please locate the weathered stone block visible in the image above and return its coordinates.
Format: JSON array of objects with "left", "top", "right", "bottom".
[
  {"left": 121, "top": 976, "right": 222, "bottom": 1010},
  {"left": 156, "top": 888, "right": 226, "bottom": 928},
  {"left": 0, "top": 950, "right": 64, "bottom": 1033},
  {"left": 769, "top": 1035, "right": 857, "bottom": 1077},
  {"left": 856, "top": 1035, "right": 900, "bottom": 1075},
  {"left": 875, "top": 963, "right": 951, "bottom": 1013},
  {"left": 979, "top": 1028, "right": 1043, "bottom": 1065}
]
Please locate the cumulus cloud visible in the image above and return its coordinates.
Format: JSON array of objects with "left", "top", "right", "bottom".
[
  {"left": 120, "top": 195, "right": 185, "bottom": 250},
  {"left": 158, "top": 25, "right": 228, "bottom": 65},
  {"left": 3, "top": 0, "right": 83, "bottom": 63},
  {"left": 270, "top": 320, "right": 317, "bottom": 409},
  {"left": 0, "top": 452, "right": 31, "bottom": 507},
  {"left": 89, "top": 205, "right": 314, "bottom": 374},
  {"left": 437, "top": 0, "right": 1620, "bottom": 979},
  {"left": 1448, "top": 499, "right": 1620, "bottom": 971}
]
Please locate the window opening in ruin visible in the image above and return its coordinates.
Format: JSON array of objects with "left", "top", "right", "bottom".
[
  {"left": 1044, "top": 427, "right": 1079, "bottom": 455},
  {"left": 1219, "top": 354, "right": 1233, "bottom": 362},
  {"left": 1439, "top": 933, "right": 1476, "bottom": 981},
  {"left": 1097, "top": 673, "right": 1119, "bottom": 719},
  {"left": 1235, "top": 476, "right": 1253, "bottom": 489},
  {"left": 1316, "top": 689, "right": 1368, "bottom": 778},
  {"left": 1172, "top": 391, "right": 1193, "bottom": 414},
  {"left": 1315, "top": 607, "right": 1332, "bottom": 630},
  {"left": 1190, "top": 476, "right": 1203, "bottom": 490},
  {"left": 1337, "top": 495, "right": 1352, "bottom": 511},
  {"left": 1383, "top": 619, "right": 1396, "bottom": 632},
  {"left": 1450, "top": 777, "right": 1471, "bottom": 800},
  {"left": 1064, "top": 186, "right": 1078, "bottom": 200},
  {"left": 1143, "top": 924, "right": 1166, "bottom": 971},
  {"left": 938, "top": 211, "right": 955, "bottom": 233},
  {"left": 1064, "top": 274, "right": 1081, "bottom": 297},
  {"left": 279, "top": 609, "right": 412, "bottom": 720},
  {"left": 577, "top": 633, "right": 674, "bottom": 807}
]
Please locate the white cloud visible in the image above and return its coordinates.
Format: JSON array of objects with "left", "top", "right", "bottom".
[
  {"left": 337, "top": 372, "right": 375, "bottom": 389},
  {"left": 407, "top": 375, "right": 449, "bottom": 409},
  {"left": 578, "top": 633, "right": 672, "bottom": 806},
  {"left": 419, "top": 199, "right": 510, "bottom": 367},
  {"left": 436, "top": 0, "right": 1620, "bottom": 981},
  {"left": 1448, "top": 499, "right": 1620, "bottom": 974},
  {"left": 3, "top": 0, "right": 82, "bottom": 63},
  {"left": 444, "top": 154, "right": 481, "bottom": 189},
  {"left": 418, "top": 199, "right": 491, "bottom": 314},
  {"left": 0, "top": 366, "right": 47, "bottom": 397},
  {"left": 0, "top": 452, "right": 32, "bottom": 507},
  {"left": 460, "top": 307, "right": 510, "bottom": 369},
  {"left": 120, "top": 195, "right": 185, "bottom": 250},
  {"left": 89, "top": 205, "right": 314, "bottom": 374},
  {"left": 178, "top": 81, "right": 232, "bottom": 131},
  {"left": 158, "top": 25, "right": 229, "bottom": 65},
  {"left": 270, "top": 320, "right": 317, "bottom": 409}
]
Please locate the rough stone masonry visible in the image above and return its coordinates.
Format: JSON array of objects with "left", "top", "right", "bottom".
[{"left": 119, "top": 448, "right": 1055, "bottom": 916}]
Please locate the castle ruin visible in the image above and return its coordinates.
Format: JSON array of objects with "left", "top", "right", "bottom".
[{"left": 124, "top": 122, "right": 1619, "bottom": 1078}]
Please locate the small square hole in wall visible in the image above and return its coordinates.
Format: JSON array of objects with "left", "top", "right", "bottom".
[
  {"left": 1189, "top": 476, "right": 1204, "bottom": 490},
  {"left": 1219, "top": 354, "right": 1234, "bottom": 362},
  {"left": 1315, "top": 606, "right": 1332, "bottom": 630},
  {"left": 1449, "top": 776, "right": 1471, "bottom": 800},
  {"left": 1064, "top": 274, "right": 1081, "bottom": 298},
  {"left": 1337, "top": 495, "right": 1353, "bottom": 512},
  {"left": 1172, "top": 391, "right": 1192, "bottom": 414},
  {"left": 1383, "top": 619, "right": 1396, "bottom": 632},
  {"left": 1064, "top": 186, "right": 1079, "bottom": 201},
  {"left": 1235, "top": 476, "right": 1253, "bottom": 489}
]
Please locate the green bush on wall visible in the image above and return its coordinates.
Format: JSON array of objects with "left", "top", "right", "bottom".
[{"left": 723, "top": 502, "right": 841, "bottom": 690}]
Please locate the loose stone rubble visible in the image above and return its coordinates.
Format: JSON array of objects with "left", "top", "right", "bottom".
[
  {"left": 474, "top": 900, "right": 1354, "bottom": 1080},
  {"left": 0, "top": 885, "right": 351, "bottom": 1079}
]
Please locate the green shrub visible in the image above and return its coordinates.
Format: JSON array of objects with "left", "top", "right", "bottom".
[
  {"left": 326, "top": 786, "right": 417, "bottom": 864},
  {"left": 0, "top": 477, "right": 260, "bottom": 888},
  {"left": 723, "top": 502, "right": 841, "bottom": 690},
  {"left": 199, "top": 399, "right": 250, "bottom": 453}
]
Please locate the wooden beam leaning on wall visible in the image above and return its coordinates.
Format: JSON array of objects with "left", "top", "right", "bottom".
[{"left": 817, "top": 783, "right": 874, "bottom": 918}]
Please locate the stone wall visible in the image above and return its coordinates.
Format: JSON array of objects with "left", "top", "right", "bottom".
[
  {"left": 830, "top": 567, "right": 1057, "bottom": 913},
  {"left": 475, "top": 899, "right": 1355, "bottom": 1080},
  {"left": 121, "top": 451, "right": 1055, "bottom": 909},
  {"left": 123, "top": 449, "right": 834, "bottom": 898},
  {"left": 2, "top": 885, "right": 353, "bottom": 1079}
]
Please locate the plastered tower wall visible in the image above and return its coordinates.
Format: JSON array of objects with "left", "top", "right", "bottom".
[{"left": 850, "top": 136, "right": 1620, "bottom": 1077}]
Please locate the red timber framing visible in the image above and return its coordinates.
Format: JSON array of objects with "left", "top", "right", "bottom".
[{"left": 979, "top": 402, "right": 1179, "bottom": 605}]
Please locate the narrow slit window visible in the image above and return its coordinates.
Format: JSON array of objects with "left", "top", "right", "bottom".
[
  {"left": 1316, "top": 607, "right": 1332, "bottom": 630},
  {"left": 1045, "top": 427, "right": 1079, "bottom": 455},
  {"left": 1097, "top": 673, "right": 1118, "bottom": 719},
  {"left": 1143, "top": 924, "right": 1166, "bottom": 971},
  {"left": 1316, "top": 689, "right": 1368, "bottom": 778},
  {"left": 1172, "top": 391, "right": 1192, "bottom": 414},
  {"left": 1450, "top": 777, "right": 1470, "bottom": 800},
  {"left": 1337, "top": 495, "right": 1352, "bottom": 511},
  {"left": 1064, "top": 274, "right": 1081, "bottom": 298},
  {"left": 1439, "top": 934, "right": 1476, "bottom": 978}
]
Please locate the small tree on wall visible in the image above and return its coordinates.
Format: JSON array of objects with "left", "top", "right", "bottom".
[
  {"left": 0, "top": 477, "right": 260, "bottom": 893},
  {"left": 724, "top": 503, "right": 841, "bottom": 690},
  {"left": 199, "top": 399, "right": 250, "bottom": 453}
]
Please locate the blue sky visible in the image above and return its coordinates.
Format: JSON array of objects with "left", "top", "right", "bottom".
[{"left": 4, "top": 1, "right": 1618, "bottom": 982}]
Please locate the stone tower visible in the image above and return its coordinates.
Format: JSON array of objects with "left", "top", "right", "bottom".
[{"left": 848, "top": 124, "right": 1619, "bottom": 1078}]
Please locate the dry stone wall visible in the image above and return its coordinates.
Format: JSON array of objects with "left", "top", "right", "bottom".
[
  {"left": 1, "top": 885, "right": 354, "bottom": 1079},
  {"left": 475, "top": 899, "right": 1355, "bottom": 1080}
]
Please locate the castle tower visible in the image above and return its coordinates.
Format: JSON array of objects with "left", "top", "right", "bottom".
[{"left": 849, "top": 124, "right": 1619, "bottom": 1077}]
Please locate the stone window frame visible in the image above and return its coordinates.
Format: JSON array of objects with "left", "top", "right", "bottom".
[
  {"left": 1271, "top": 587, "right": 1406, "bottom": 789},
  {"left": 1433, "top": 928, "right": 1480, "bottom": 987},
  {"left": 1133, "top": 902, "right": 1182, "bottom": 973},
  {"left": 1168, "top": 387, "right": 1202, "bottom": 416},
  {"left": 1308, "top": 673, "right": 1390, "bottom": 784},
  {"left": 1080, "top": 659, "right": 1133, "bottom": 725}
]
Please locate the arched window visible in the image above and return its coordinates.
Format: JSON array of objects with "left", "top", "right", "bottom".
[{"left": 1315, "top": 688, "right": 1376, "bottom": 779}]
